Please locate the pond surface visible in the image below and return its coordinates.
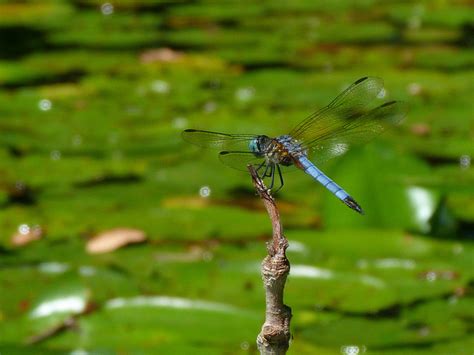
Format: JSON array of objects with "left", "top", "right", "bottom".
[{"left": 0, "top": 1, "right": 473, "bottom": 354}]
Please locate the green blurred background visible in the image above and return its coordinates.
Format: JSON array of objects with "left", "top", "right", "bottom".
[{"left": 0, "top": 1, "right": 473, "bottom": 354}]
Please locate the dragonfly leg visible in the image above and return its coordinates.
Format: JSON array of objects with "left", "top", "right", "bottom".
[
  {"left": 263, "top": 163, "right": 272, "bottom": 178},
  {"left": 268, "top": 164, "right": 276, "bottom": 190},
  {"left": 255, "top": 160, "right": 266, "bottom": 179},
  {"left": 272, "top": 164, "right": 284, "bottom": 193}
]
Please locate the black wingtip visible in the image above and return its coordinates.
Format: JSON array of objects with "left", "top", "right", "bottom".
[
  {"left": 343, "top": 196, "right": 364, "bottom": 215},
  {"left": 354, "top": 76, "right": 368, "bottom": 84},
  {"left": 380, "top": 100, "right": 397, "bottom": 107}
]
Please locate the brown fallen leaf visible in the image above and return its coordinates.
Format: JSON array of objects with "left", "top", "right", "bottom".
[
  {"left": 139, "top": 48, "right": 183, "bottom": 64},
  {"left": 410, "top": 123, "right": 431, "bottom": 137},
  {"left": 86, "top": 228, "right": 146, "bottom": 254}
]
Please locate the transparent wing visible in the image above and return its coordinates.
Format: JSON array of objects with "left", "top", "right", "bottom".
[
  {"left": 218, "top": 151, "right": 265, "bottom": 171},
  {"left": 218, "top": 151, "right": 298, "bottom": 175},
  {"left": 289, "top": 77, "right": 384, "bottom": 143},
  {"left": 182, "top": 129, "right": 256, "bottom": 152},
  {"left": 306, "top": 100, "right": 408, "bottom": 165}
]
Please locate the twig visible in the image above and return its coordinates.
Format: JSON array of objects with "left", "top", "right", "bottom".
[
  {"left": 26, "top": 316, "right": 77, "bottom": 345},
  {"left": 25, "top": 303, "right": 95, "bottom": 345},
  {"left": 248, "top": 165, "right": 292, "bottom": 355}
]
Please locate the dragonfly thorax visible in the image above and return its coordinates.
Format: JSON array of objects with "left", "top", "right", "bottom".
[
  {"left": 272, "top": 135, "right": 307, "bottom": 166},
  {"left": 249, "top": 134, "right": 306, "bottom": 166}
]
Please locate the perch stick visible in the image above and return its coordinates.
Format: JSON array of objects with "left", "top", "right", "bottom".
[{"left": 248, "top": 165, "right": 292, "bottom": 355}]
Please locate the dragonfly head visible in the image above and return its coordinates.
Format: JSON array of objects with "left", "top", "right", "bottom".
[
  {"left": 249, "top": 136, "right": 271, "bottom": 157},
  {"left": 248, "top": 138, "right": 259, "bottom": 153}
]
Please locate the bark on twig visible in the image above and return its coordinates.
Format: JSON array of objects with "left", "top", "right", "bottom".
[{"left": 248, "top": 165, "right": 292, "bottom": 355}]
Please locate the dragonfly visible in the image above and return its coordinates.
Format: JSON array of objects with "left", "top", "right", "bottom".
[{"left": 182, "top": 77, "right": 407, "bottom": 214}]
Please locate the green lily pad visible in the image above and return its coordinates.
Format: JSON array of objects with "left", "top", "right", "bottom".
[{"left": 323, "top": 144, "right": 441, "bottom": 233}]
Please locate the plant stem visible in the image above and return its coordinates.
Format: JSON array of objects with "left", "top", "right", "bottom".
[{"left": 248, "top": 165, "right": 292, "bottom": 355}]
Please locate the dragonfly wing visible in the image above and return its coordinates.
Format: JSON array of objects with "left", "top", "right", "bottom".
[
  {"left": 182, "top": 129, "right": 256, "bottom": 151},
  {"left": 289, "top": 77, "right": 384, "bottom": 143},
  {"left": 306, "top": 100, "right": 408, "bottom": 165},
  {"left": 218, "top": 151, "right": 265, "bottom": 171}
]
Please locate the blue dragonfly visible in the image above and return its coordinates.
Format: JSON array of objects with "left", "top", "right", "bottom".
[{"left": 182, "top": 77, "right": 407, "bottom": 214}]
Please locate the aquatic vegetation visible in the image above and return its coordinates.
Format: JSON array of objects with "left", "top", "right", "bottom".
[{"left": 0, "top": 0, "right": 472, "bottom": 353}]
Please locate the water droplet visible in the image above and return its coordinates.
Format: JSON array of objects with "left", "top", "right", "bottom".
[
  {"left": 460, "top": 154, "right": 470, "bottom": 170},
  {"left": 50, "top": 150, "right": 61, "bottom": 161},
  {"left": 418, "top": 326, "right": 430, "bottom": 337},
  {"left": 426, "top": 271, "right": 437, "bottom": 282},
  {"left": 203, "top": 101, "right": 217, "bottom": 113},
  {"left": 172, "top": 117, "right": 188, "bottom": 129},
  {"left": 341, "top": 345, "right": 360, "bottom": 355},
  {"left": 407, "top": 83, "right": 422, "bottom": 96},
  {"left": 235, "top": 87, "right": 255, "bottom": 102},
  {"left": 38, "top": 99, "right": 52, "bottom": 111},
  {"left": 199, "top": 186, "right": 211, "bottom": 198},
  {"left": 18, "top": 224, "right": 30, "bottom": 235},
  {"left": 72, "top": 135, "right": 82, "bottom": 147},
  {"left": 101, "top": 2, "right": 114, "bottom": 15},
  {"left": 151, "top": 80, "right": 170, "bottom": 94},
  {"left": 240, "top": 341, "right": 249, "bottom": 350}
]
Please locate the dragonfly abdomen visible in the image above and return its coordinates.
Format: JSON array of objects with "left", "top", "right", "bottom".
[{"left": 297, "top": 156, "right": 364, "bottom": 214}]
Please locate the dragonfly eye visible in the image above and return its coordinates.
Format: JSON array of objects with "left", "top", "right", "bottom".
[{"left": 249, "top": 139, "right": 260, "bottom": 153}]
